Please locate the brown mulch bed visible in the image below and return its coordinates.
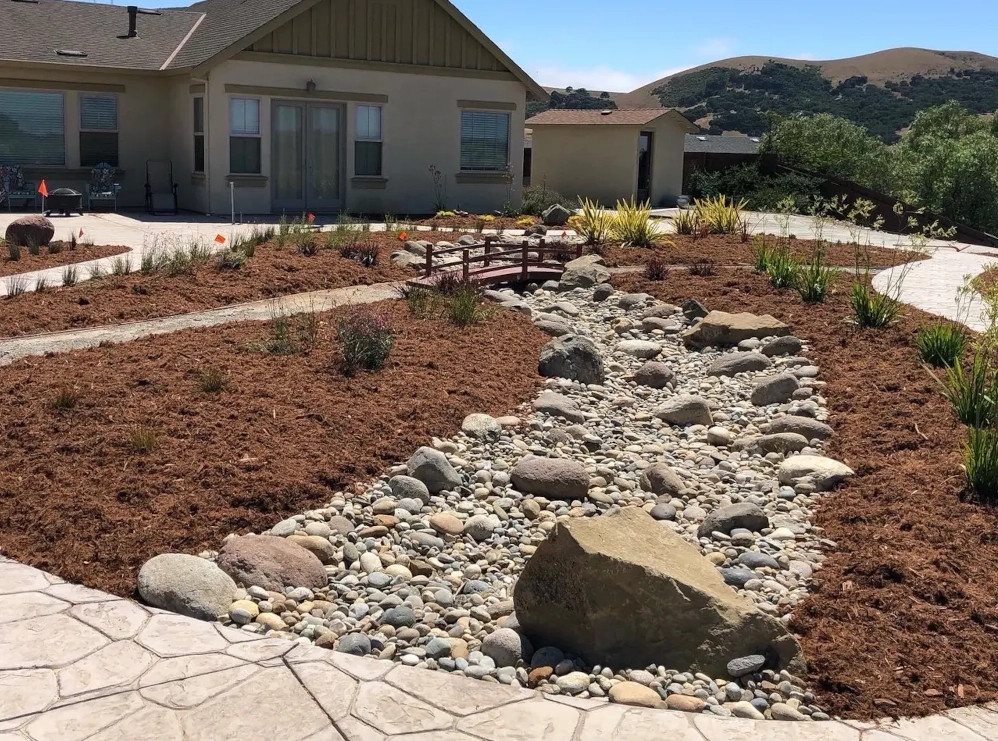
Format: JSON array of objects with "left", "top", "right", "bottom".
[
  {"left": 972, "top": 264, "right": 998, "bottom": 295},
  {"left": 0, "top": 241, "right": 130, "bottom": 278},
  {"left": 602, "top": 234, "right": 926, "bottom": 269},
  {"left": 614, "top": 270, "right": 998, "bottom": 721},
  {"left": 0, "top": 232, "right": 460, "bottom": 338},
  {"left": 0, "top": 301, "right": 547, "bottom": 597}
]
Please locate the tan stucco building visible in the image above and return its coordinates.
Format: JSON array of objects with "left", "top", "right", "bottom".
[
  {"left": 526, "top": 109, "right": 699, "bottom": 208},
  {"left": 0, "top": 0, "right": 545, "bottom": 216}
]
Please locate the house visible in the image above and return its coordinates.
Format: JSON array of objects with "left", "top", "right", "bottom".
[
  {"left": 525, "top": 108, "right": 698, "bottom": 208},
  {"left": 0, "top": 0, "right": 546, "bottom": 216},
  {"left": 683, "top": 134, "right": 761, "bottom": 191}
]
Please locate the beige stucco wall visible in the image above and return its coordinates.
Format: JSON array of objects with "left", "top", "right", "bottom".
[
  {"left": 530, "top": 118, "right": 688, "bottom": 208},
  {"left": 198, "top": 58, "right": 527, "bottom": 216},
  {"left": 0, "top": 65, "right": 172, "bottom": 210}
]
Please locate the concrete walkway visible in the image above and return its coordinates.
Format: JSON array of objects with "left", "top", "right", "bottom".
[
  {"left": 2, "top": 557, "right": 996, "bottom": 741},
  {"left": 0, "top": 281, "right": 401, "bottom": 366}
]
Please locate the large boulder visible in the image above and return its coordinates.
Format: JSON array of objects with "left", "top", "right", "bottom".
[
  {"left": 5, "top": 215, "right": 55, "bottom": 248},
  {"left": 778, "top": 455, "right": 854, "bottom": 491},
  {"left": 538, "top": 335, "right": 605, "bottom": 385},
  {"left": 216, "top": 535, "right": 327, "bottom": 592},
  {"left": 560, "top": 255, "right": 611, "bottom": 290},
  {"left": 532, "top": 392, "right": 585, "bottom": 423},
  {"left": 514, "top": 508, "right": 805, "bottom": 677},
  {"left": 682, "top": 311, "right": 790, "bottom": 350},
  {"left": 406, "top": 447, "right": 462, "bottom": 493},
  {"left": 750, "top": 373, "right": 800, "bottom": 406},
  {"left": 654, "top": 395, "right": 712, "bottom": 426},
  {"left": 511, "top": 455, "right": 589, "bottom": 500},
  {"left": 137, "top": 554, "right": 237, "bottom": 621},
  {"left": 707, "top": 352, "right": 773, "bottom": 377},
  {"left": 542, "top": 204, "right": 572, "bottom": 226},
  {"left": 697, "top": 503, "right": 770, "bottom": 539},
  {"left": 767, "top": 416, "right": 833, "bottom": 441}
]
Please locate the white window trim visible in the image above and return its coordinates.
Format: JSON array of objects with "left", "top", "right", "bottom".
[
  {"left": 458, "top": 108, "right": 511, "bottom": 174},
  {"left": 354, "top": 104, "right": 383, "bottom": 178},
  {"left": 228, "top": 97, "right": 262, "bottom": 175}
]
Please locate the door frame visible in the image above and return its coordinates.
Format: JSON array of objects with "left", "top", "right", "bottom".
[
  {"left": 636, "top": 130, "right": 654, "bottom": 204},
  {"left": 270, "top": 99, "right": 347, "bottom": 214}
]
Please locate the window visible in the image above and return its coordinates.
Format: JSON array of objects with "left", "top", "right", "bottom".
[
  {"left": 193, "top": 97, "right": 205, "bottom": 173},
  {"left": 354, "top": 105, "right": 382, "bottom": 177},
  {"left": 229, "top": 98, "right": 260, "bottom": 174},
  {"left": 0, "top": 90, "right": 65, "bottom": 166},
  {"left": 80, "top": 95, "right": 118, "bottom": 167},
  {"left": 460, "top": 111, "right": 509, "bottom": 172}
]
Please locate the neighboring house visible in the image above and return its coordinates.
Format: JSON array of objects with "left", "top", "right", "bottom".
[
  {"left": 525, "top": 109, "right": 698, "bottom": 208},
  {"left": 0, "top": 0, "right": 546, "bottom": 216},
  {"left": 683, "top": 134, "right": 762, "bottom": 191}
]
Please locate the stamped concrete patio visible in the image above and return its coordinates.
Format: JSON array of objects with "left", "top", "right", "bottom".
[{"left": 2, "top": 557, "right": 997, "bottom": 740}]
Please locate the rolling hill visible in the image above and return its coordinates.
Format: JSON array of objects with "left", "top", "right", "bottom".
[{"left": 539, "top": 48, "right": 998, "bottom": 142}]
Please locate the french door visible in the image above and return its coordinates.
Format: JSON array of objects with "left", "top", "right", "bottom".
[{"left": 272, "top": 101, "right": 345, "bottom": 213}]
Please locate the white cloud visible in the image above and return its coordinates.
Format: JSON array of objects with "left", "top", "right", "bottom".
[
  {"left": 694, "top": 37, "right": 738, "bottom": 60},
  {"left": 532, "top": 64, "right": 694, "bottom": 93}
]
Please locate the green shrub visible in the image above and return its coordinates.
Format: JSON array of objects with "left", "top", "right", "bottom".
[
  {"left": 5, "top": 274, "right": 27, "bottom": 298},
  {"left": 257, "top": 309, "right": 319, "bottom": 356},
  {"left": 850, "top": 281, "right": 902, "bottom": 327},
  {"left": 217, "top": 250, "right": 247, "bottom": 270},
  {"left": 50, "top": 386, "right": 80, "bottom": 411},
  {"left": 688, "top": 163, "right": 823, "bottom": 213},
  {"left": 398, "top": 284, "right": 439, "bottom": 317},
  {"left": 612, "top": 198, "right": 659, "bottom": 247},
  {"left": 338, "top": 308, "right": 394, "bottom": 375},
  {"left": 964, "top": 427, "right": 998, "bottom": 502},
  {"left": 62, "top": 265, "right": 78, "bottom": 287},
  {"left": 693, "top": 195, "right": 747, "bottom": 234},
  {"left": 446, "top": 281, "right": 488, "bottom": 327},
  {"left": 942, "top": 351, "right": 998, "bottom": 427},
  {"left": 140, "top": 253, "right": 156, "bottom": 275},
  {"left": 575, "top": 198, "right": 614, "bottom": 246},
  {"left": 197, "top": 367, "right": 229, "bottom": 393},
  {"left": 47, "top": 241, "right": 62, "bottom": 255},
  {"left": 672, "top": 209, "right": 699, "bottom": 235},
  {"left": 795, "top": 253, "right": 837, "bottom": 303},
  {"left": 110, "top": 256, "right": 132, "bottom": 276},
  {"left": 521, "top": 183, "right": 568, "bottom": 216},
  {"left": 129, "top": 426, "right": 160, "bottom": 454},
  {"left": 767, "top": 249, "right": 799, "bottom": 289},
  {"left": 751, "top": 238, "right": 773, "bottom": 272},
  {"left": 915, "top": 322, "right": 967, "bottom": 367},
  {"left": 34, "top": 276, "right": 48, "bottom": 292}
]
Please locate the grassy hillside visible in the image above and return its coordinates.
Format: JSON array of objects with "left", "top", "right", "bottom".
[{"left": 612, "top": 48, "right": 998, "bottom": 141}]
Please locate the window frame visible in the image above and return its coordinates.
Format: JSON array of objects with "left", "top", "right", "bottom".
[
  {"left": 354, "top": 104, "right": 383, "bottom": 178},
  {"left": 228, "top": 97, "right": 262, "bottom": 175},
  {"left": 458, "top": 109, "right": 511, "bottom": 174},
  {"left": 79, "top": 94, "right": 119, "bottom": 168},
  {"left": 0, "top": 88, "right": 66, "bottom": 167},
  {"left": 193, "top": 96, "right": 205, "bottom": 173}
]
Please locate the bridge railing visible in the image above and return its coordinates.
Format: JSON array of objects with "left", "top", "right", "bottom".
[{"left": 422, "top": 238, "right": 584, "bottom": 283}]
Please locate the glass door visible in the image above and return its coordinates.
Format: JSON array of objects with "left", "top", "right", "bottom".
[
  {"left": 272, "top": 102, "right": 305, "bottom": 212},
  {"left": 637, "top": 131, "right": 653, "bottom": 203},
  {"left": 307, "top": 104, "right": 343, "bottom": 211}
]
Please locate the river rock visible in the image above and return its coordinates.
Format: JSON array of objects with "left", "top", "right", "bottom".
[
  {"left": 538, "top": 335, "right": 606, "bottom": 385},
  {"left": 511, "top": 455, "right": 589, "bottom": 500},
  {"left": 532, "top": 392, "right": 586, "bottom": 423},
  {"left": 751, "top": 373, "right": 800, "bottom": 406},
  {"left": 137, "top": 554, "right": 237, "bottom": 621},
  {"left": 631, "top": 361, "right": 675, "bottom": 389},
  {"left": 778, "top": 455, "right": 854, "bottom": 491},
  {"left": 514, "top": 508, "right": 804, "bottom": 677},
  {"left": 482, "top": 627, "right": 534, "bottom": 667},
  {"left": 707, "top": 352, "right": 773, "bottom": 377},
  {"left": 654, "top": 395, "right": 712, "bottom": 426},
  {"left": 639, "top": 463, "right": 684, "bottom": 496},
  {"left": 389, "top": 475, "right": 431, "bottom": 504},
  {"left": 698, "top": 503, "right": 770, "bottom": 539},
  {"left": 615, "top": 340, "right": 663, "bottom": 360},
  {"left": 682, "top": 311, "right": 790, "bottom": 350},
  {"left": 217, "top": 535, "right": 327, "bottom": 592},
  {"left": 406, "top": 447, "right": 462, "bottom": 493},
  {"left": 767, "top": 416, "right": 833, "bottom": 441},
  {"left": 461, "top": 413, "right": 501, "bottom": 440}
]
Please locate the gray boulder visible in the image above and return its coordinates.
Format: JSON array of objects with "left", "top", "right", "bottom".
[
  {"left": 682, "top": 299, "right": 709, "bottom": 320},
  {"left": 538, "top": 335, "right": 605, "bottom": 385},
  {"left": 337, "top": 633, "right": 372, "bottom": 656},
  {"left": 707, "top": 352, "right": 773, "bottom": 377},
  {"left": 682, "top": 311, "right": 790, "bottom": 350},
  {"left": 762, "top": 336, "right": 804, "bottom": 357},
  {"left": 767, "top": 416, "right": 833, "bottom": 441},
  {"left": 514, "top": 508, "right": 804, "bottom": 677},
  {"left": 137, "top": 554, "right": 237, "bottom": 621},
  {"left": 632, "top": 361, "right": 675, "bottom": 389},
  {"left": 482, "top": 628, "right": 534, "bottom": 667},
  {"left": 461, "top": 413, "right": 501, "bottom": 440},
  {"left": 560, "top": 259, "right": 611, "bottom": 290},
  {"left": 4, "top": 215, "right": 55, "bottom": 248},
  {"left": 406, "top": 447, "right": 462, "bottom": 493},
  {"left": 639, "top": 463, "right": 684, "bottom": 496},
  {"left": 654, "top": 395, "right": 712, "bottom": 426},
  {"left": 542, "top": 204, "right": 572, "bottom": 226},
  {"left": 532, "top": 391, "right": 586, "bottom": 423},
  {"left": 511, "top": 455, "right": 589, "bottom": 500},
  {"left": 534, "top": 319, "right": 572, "bottom": 337},
  {"left": 615, "top": 340, "right": 662, "bottom": 359},
  {"left": 389, "top": 475, "right": 431, "bottom": 504},
  {"left": 593, "top": 284, "right": 614, "bottom": 302},
  {"left": 778, "top": 455, "right": 854, "bottom": 491},
  {"left": 750, "top": 373, "right": 800, "bottom": 406},
  {"left": 217, "top": 535, "right": 327, "bottom": 592},
  {"left": 738, "top": 433, "right": 810, "bottom": 456},
  {"left": 698, "top": 503, "right": 770, "bottom": 539},
  {"left": 464, "top": 514, "right": 501, "bottom": 541},
  {"left": 639, "top": 303, "right": 681, "bottom": 319}
]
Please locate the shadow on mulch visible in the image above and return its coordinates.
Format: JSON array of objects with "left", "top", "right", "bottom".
[
  {"left": 614, "top": 270, "right": 998, "bottom": 721},
  {"left": 0, "top": 301, "right": 547, "bottom": 598}
]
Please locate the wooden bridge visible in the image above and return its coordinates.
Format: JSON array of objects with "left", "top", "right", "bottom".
[{"left": 408, "top": 237, "right": 584, "bottom": 287}]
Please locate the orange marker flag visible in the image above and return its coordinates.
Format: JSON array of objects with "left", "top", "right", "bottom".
[
  {"left": 214, "top": 234, "right": 226, "bottom": 244},
  {"left": 78, "top": 228, "right": 84, "bottom": 238},
  {"left": 37, "top": 180, "right": 48, "bottom": 198},
  {"left": 306, "top": 213, "right": 316, "bottom": 224},
  {"left": 399, "top": 231, "right": 408, "bottom": 242}
]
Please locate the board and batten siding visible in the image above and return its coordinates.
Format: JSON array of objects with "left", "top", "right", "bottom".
[{"left": 247, "top": 0, "right": 509, "bottom": 75}]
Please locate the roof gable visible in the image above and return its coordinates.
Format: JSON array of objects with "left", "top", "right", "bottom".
[{"left": 527, "top": 108, "right": 699, "bottom": 131}]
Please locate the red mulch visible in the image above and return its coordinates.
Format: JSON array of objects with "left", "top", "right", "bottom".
[
  {"left": 614, "top": 270, "right": 998, "bottom": 720},
  {"left": 0, "top": 232, "right": 462, "bottom": 338},
  {"left": 0, "top": 242, "right": 130, "bottom": 278},
  {"left": 0, "top": 301, "right": 547, "bottom": 597},
  {"left": 602, "top": 234, "right": 926, "bottom": 269}
]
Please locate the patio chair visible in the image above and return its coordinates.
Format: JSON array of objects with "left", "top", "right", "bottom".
[
  {"left": 0, "top": 165, "right": 37, "bottom": 211},
  {"left": 87, "top": 162, "right": 121, "bottom": 212},
  {"left": 145, "top": 159, "right": 178, "bottom": 215}
]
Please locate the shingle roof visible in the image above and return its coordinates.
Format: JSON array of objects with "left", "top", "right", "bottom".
[
  {"left": 165, "top": 0, "right": 309, "bottom": 70},
  {"left": 685, "top": 134, "right": 761, "bottom": 155},
  {"left": 0, "top": 0, "right": 202, "bottom": 70},
  {"left": 526, "top": 109, "right": 672, "bottom": 126}
]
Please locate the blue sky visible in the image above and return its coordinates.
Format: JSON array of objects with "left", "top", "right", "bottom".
[{"left": 129, "top": 0, "right": 998, "bottom": 92}]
